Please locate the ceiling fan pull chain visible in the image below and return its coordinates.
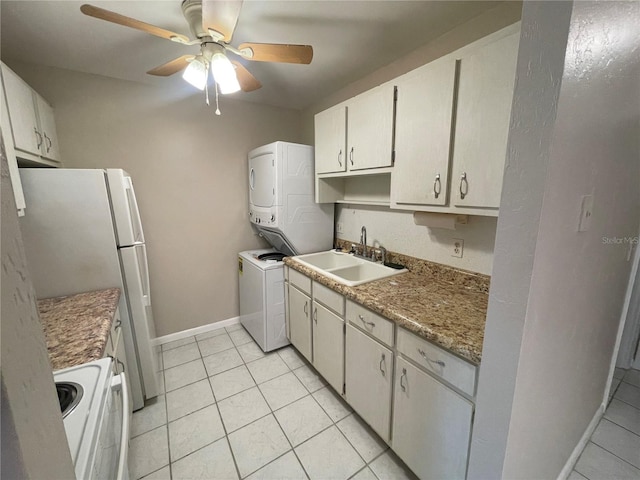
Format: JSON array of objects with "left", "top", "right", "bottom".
[{"left": 214, "top": 81, "right": 221, "bottom": 116}]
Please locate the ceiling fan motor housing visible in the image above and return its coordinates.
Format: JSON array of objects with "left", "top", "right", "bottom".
[{"left": 181, "top": 0, "right": 209, "bottom": 39}]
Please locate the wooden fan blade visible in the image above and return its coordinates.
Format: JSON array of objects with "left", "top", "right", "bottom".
[
  {"left": 231, "top": 62, "right": 262, "bottom": 92},
  {"left": 238, "top": 43, "right": 313, "bottom": 64},
  {"left": 147, "top": 55, "right": 195, "bottom": 76},
  {"left": 80, "top": 4, "right": 190, "bottom": 44},
  {"left": 202, "top": 0, "right": 243, "bottom": 43}
]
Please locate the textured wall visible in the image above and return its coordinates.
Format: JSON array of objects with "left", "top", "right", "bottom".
[
  {"left": 1, "top": 133, "right": 75, "bottom": 478},
  {"left": 470, "top": 1, "right": 640, "bottom": 478},
  {"left": 9, "top": 62, "right": 304, "bottom": 336}
]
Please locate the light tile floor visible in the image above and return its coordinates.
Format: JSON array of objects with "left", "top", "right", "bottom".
[
  {"left": 571, "top": 367, "right": 640, "bottom": 479},
  {"left": 130, "top": 324, "right": 417, "bottom": 480}
]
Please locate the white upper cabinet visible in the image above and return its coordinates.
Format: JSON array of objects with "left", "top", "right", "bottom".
[
  {"left": 315, "top": 84, "right": 396, "bottom": 176},
  {"left": 347, "top": 84, "right": 396, "bottom": 171},
  {"left": 2, "top": 65, "right": 41, "bottom": 157},
  {"left": 1, "top": 62, "right": 62, "bottom": 166},
  {"left": 391, "top": 56, "right": 457, "bottom": 207},
  {"left": 35, "top": 95, "right": 61, "bottom": 162},
  {"left": 315, "top": 104, "right": 347, "bottom": 174},
  {"left": 450, "top": 30, "right": 520, "bottom": 209}
]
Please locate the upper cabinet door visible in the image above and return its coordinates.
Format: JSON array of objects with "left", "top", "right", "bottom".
[
  {"left": 347, "top": 84, "right": 396, "bottom": 171},
  {"left": 451, "top": 31, "right": 520, "bottom": 209},
  {"left": 391, "top": 57, "right": 457, "bottom": 207},
  {"left": 315, "top": 105, "right": 347, "bottom": 174},
  {"left": 1, "top": 65, "right": 41, "bottom": 157},
  {"left": 34, "top": 94, "right": 61, "bottom": 162}
]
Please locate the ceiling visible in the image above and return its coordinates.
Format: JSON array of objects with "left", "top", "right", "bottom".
[{"left": 1, "top": 1, "right": 504, "bottom": 110}]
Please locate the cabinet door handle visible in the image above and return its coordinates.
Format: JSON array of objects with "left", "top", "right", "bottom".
[
  {"left": 417, "top": 348, "right": 446, "bottom": 367},
  {"left": 303, "top": 301, "right": 308, "bottom": 316},
  {"left": 34, "top": 128, "right": 43, "bottom": 148},
  {"left": 379, "top": 353, "right": 386, "bottom": 377},
  {"left": 338, "top": 149, "right": 343, "bottom": 167},
  {"left": 349, "top": 147, "right": 354, "bottom": 166},
  {"left": 400, "top": 367, "right": 407, "bottom": 392},
  {"left": 115, "top": 319, "right": 122, "bottom": 330},
  {"left": 358, "top": 314, "right": 375, "bottom": 329},
  {"left": 117, "top": 359, "right": 125, "bottom": 373},
  {"left": 313, "top": 307, "right": 318, "bottom": 324},
  {"left": 433, "top": 174, "right": 441, "bottom": 199},
  {"left": 44, "top": 133, "right": 52, "bottom": 152},
  {"left": 459, "top": 172, "right": 468, "bottom": 199}
]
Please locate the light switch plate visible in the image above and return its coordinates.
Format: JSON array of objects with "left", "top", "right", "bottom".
[
  {"left": 578, "top": 195, "right": 594, "bottom": 232},
  {"left": 336, "top": 222, "right": 344, "bottom": 234}
]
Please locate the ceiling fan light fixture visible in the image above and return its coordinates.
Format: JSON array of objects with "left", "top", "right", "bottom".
[
  {"left": 210, "top": 52, "right": 241, "bottom": 94},
  {"left": 182, "top": 56, "right": 208, "bottom": 90}
]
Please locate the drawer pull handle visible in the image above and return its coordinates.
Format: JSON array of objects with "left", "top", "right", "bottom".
[
  {"left": 358, "top": 314, "right": 375, "bottom": 328},
  {"left": 303, "top": 302, "right": 308, "bottom": 316},
  {"left": 417, "top": 348, "right": 445, "bottom": 367},
  {"left": 400, "top": 368, "right": 407, "bottom": 392},
  {"left": 379, "top": 353, "right": 386, "bottom": 377},
  {"left": 313, "top": 307, "right": 318, "bottom": 324}
]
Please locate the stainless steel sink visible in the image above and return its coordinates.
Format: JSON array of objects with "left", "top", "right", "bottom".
[{"left": 293, "top": 250, "right": 407, "bottom": 286}]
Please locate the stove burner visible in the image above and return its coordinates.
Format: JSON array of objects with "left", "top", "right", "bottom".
[
  {"left": 257, "top": 252, "right": 286, "bottom": 262},
  {"left": 56, "top": 382, "right": 83, "bottom": 418}
]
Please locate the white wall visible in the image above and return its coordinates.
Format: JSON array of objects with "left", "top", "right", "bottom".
[
  {"left": 469, "top": 1, "right": 640, "bottom": 478},
  {"left": 8, "top": 61, "right": 304, "bottom": 336},
  {"left": 1, "top": 134, "right": 75, "bottom": 479},
  {"left": 302, "top": 2, "right": 523, "bottom": 273},
  {"left": 337, "top": 205, "right": 496, "bottom": 274}
]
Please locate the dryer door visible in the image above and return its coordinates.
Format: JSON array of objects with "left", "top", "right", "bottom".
[{"left": 249, "top": 150, "right": 276, "bottom": 208}]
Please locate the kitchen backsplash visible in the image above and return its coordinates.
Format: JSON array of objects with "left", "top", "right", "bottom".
[{"left": 335, "top": 204, "right": 497, "bottom": 275}]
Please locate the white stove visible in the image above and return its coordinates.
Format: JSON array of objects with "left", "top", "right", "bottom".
[{"left": 54, "top": 358, "right": 130, "bottom": 480}]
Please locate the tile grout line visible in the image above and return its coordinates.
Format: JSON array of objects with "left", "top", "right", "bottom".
[
  {"left": 576, "top": 441, "right": 640, "bottom": 476},
  {"left": 600, "top": 415, "right": 640, "bottom": 439}
]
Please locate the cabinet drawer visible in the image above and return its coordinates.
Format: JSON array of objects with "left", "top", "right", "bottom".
[
  {"left": 346, "top": 300, "right": 394, "bottom": 347},
  {"left": 289, "top": 268, "right": 311, "bottom": 295},
  {"left": 397, "top": 328, "right": 476, "bottom": 396},
  {"left": 313, "top": 281, "right": 345, "bottom": 315}
]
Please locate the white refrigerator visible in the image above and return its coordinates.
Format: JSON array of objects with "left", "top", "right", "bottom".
[{"left": 19, "top": 168, "right": 159, "bottom": 410}]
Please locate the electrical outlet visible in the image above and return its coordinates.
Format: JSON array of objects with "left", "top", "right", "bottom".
[
  {"left": 336, "top": 222, "right": 344, "bottom": 234},
  {"left": 452, "top": 238, "right": 464, "bottom": 258}
]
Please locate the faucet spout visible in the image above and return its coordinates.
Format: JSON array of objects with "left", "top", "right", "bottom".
[{"left": 360, "top": 226, "right": 367, "bottom": 256}]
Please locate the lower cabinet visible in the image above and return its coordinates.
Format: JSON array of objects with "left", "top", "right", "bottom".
[
  {"left": 345, "top": 324, "right": 393, "bottom": 442},
  {"left": 312, "top": 301, "right": 344, "bottom": 393},
  {"left": 392, "top": 356, "right": 473, "bottom": 479},
  {"left": 285, "top": 266, "right": 478, "bottom": 478},
  {"left": 288, "top": 284, "right": 312, "bottom": 362}
]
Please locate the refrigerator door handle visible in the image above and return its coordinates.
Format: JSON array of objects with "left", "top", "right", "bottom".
[
  {"left": 136, "top": 244, "right": 151, "bottom": 306},
  {"left": 124, "top": 176, "right": 145, "bottom": 244}
]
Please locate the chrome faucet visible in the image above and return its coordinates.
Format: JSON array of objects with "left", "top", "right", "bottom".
[{"left": 360, "top": 226, "right": 367, "bottom": 257}]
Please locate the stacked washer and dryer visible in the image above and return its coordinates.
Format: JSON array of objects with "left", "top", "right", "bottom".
[{"left": 239, "top": 141, "right": 333, "bottom": 351}]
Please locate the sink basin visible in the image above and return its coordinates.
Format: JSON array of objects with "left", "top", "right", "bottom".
[
  {"left": 293, "top": 250, "right": 361, "bottom": 270},
  {"left": 293, "top": 250, "right": 407, "bottom": 286}
]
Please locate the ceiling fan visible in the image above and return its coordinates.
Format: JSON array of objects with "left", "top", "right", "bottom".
[{"left": 80, "top": 1, "right": 313, "bottom": 99}]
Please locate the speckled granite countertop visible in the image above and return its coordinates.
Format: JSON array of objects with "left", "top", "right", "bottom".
[
  {"left": 284, "top": 246, "right": 489, "bottom": 365},
  {"left": 38, "top": 288, "right": 121, "bottom": 370}
]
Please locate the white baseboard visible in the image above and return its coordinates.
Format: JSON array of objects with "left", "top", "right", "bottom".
[
  {"left": 153, "top": 316, "right": 240, "bottom": 346},
  {"left": 557, "top": 403, "right": 605, "bottom": 480}
]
